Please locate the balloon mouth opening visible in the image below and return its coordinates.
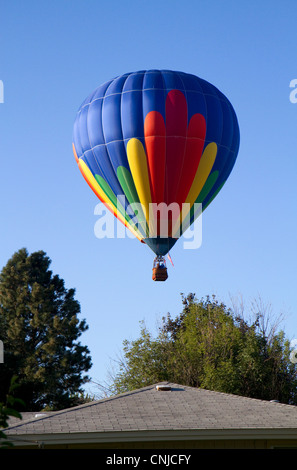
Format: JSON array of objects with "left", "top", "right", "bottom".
[{"left": 144, "top": 237, "right": 178, "bottom": 256}]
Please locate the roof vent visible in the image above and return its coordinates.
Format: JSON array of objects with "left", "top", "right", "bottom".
[{"left": 156, "top": 385, "right": 171, "bottom": 391}]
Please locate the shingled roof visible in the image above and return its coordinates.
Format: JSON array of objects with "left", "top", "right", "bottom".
[{"left": 5, "top": 382, "right": 297, "bottom": 448}]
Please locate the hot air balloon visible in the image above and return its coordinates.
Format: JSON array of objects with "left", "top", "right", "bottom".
[{"left": 73, "top": 70, "right": 240, "bottom": 281}]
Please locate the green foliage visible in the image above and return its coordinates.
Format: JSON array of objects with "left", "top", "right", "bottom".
[
  {"left": 111, "top": 324, "right": 169, "bottom": 394},
  {"left": 0, "top": 376, "right": 24, "bottom": 447},
  {"left": 0, "top": 248, "right": 92, "bottom": 411},
  {"left": 111, "top": 294, "right": 297, "bottom": 404}
]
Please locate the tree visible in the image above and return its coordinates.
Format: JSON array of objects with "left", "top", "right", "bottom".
[
  {"left": 0, "top": 377, "right": 24, "bottom": 447},
  {"left": 108, "top": 294, "right": 297, "bottom": 404},
  {"left": 108, "top": 323, "right": 169, "bottom": 395},
  {"left": 0, "top": 248, "right": 92, "bottom": 411}
]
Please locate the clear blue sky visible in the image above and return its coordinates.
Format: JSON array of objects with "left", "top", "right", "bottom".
[{"left": 1, "top": 0, "right": 297, "bottom": 396}]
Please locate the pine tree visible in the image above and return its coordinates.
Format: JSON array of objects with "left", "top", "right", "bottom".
[{"left": 0, "top": 248, "right": 92, "bottom": 411}]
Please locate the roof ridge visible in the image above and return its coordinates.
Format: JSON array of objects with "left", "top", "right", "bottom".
[
  {"left": 7, "top": 381, "right": 296, "bottom": 431},
  {"left": 6, "top": 382, "right": 170, "bottom": 430},
  {"left": 178, "top": 384, "right": 297, "bottom": 408}
]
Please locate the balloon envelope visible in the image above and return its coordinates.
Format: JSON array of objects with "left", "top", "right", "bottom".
[{"left": 73, "top": 70, "right": 240, "bottom": 256}]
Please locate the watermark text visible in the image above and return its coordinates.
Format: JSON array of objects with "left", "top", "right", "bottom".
[
  {"left": 289, "top": 79, "right": 297, "bottom": 103},
  {"left": 0, "top": 80, "right": 3, "bottom": 103},
  {"left": 94, "top": 200, "right": 202, "bottom": 250}
]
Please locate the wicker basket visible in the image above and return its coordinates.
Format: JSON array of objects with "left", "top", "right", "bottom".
[{"left": 152, "top": 267, "right": 168, "bottom": 281}]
